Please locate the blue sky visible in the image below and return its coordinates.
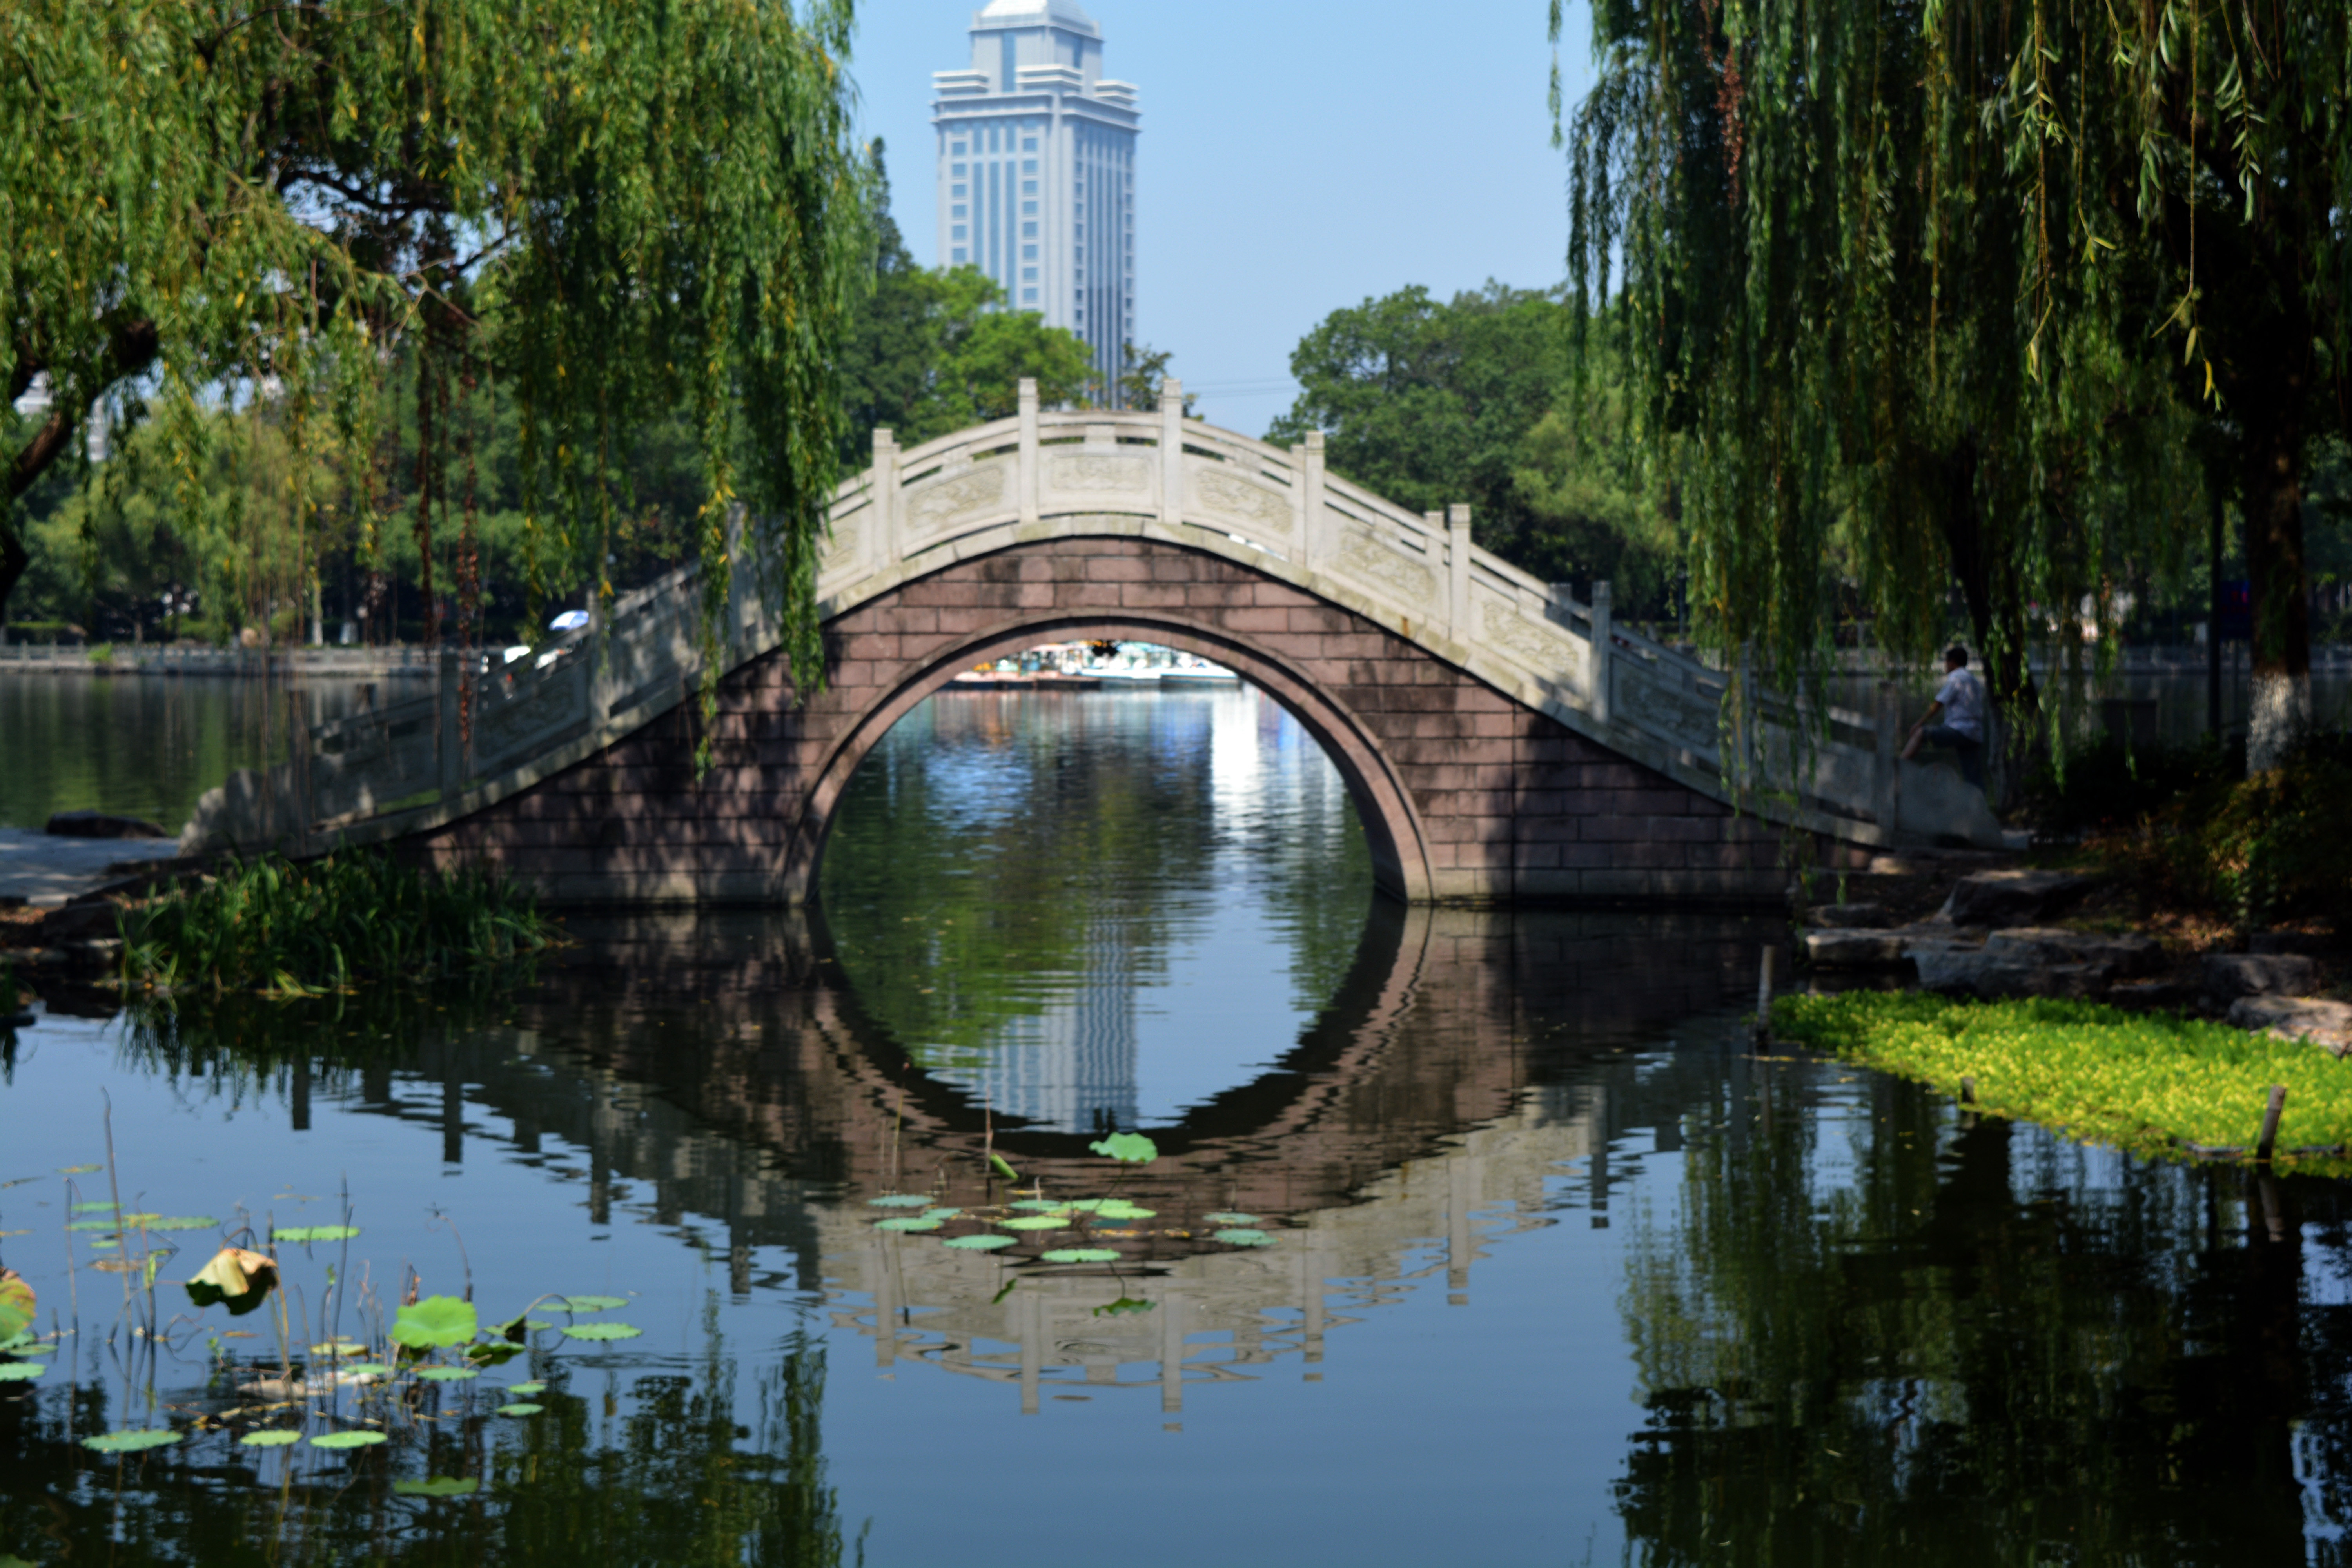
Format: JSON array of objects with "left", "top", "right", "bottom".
[{"left": 847, "top": 2, "right": 1596, "bottom": 433}]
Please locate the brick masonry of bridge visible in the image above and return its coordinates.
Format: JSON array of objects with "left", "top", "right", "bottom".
[{"left": 412, "top": 535, "right": 1790, "bottom": 906}]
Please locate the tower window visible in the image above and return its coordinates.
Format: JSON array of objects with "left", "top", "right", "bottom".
[
  {"left": 951, "top": 162, "right": 966, "bottom": 177},
  {"left": 1022, "top": 137, "right": 1038, "bottom": 152},
  {"left": 1022, "top": 245, "right": 1037, "bottom": 260},
  {"left": 953, "top": 205, "right": 967, "bottom": 220},
  {"left": 951, "top": 225, "right": 967, "bottom": 241},
  {"left": 1022, "top": 180, "right": 1038, "bottom": 195},
  {"left": 1022, "top": 221, "right": 1037, "bottom": 237},
  {"left": 1022, "top": 200, "right": 1038, "bottom": 215},
  {"left": 951, "top": 184, "right": 966, "bottom": 198},
  {"left": 1023, "top": 159, "right": 1038, "bottom": 173}
]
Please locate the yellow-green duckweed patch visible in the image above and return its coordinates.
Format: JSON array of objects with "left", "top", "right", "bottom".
[{"left": 1773, "top": 992, "right": 2352, "bottom": 1169}]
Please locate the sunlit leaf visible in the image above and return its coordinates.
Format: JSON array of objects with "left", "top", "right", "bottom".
[
  {"left": 84, "top": 1428, "right": 181, "bottom": 1452},
  {"left": 341, "top": 1364, "right": 390, "bottom": 1377},
  {"left": 394, "top": 1477, "right": 481, "bottom": 1497},
  {"left": 874, "top": 1217, "right": 941, "bottom": 1232},
  {"left": 1092, "top": 1200, "right": 1154, "bottom": 1220},
  {"left": 942, "top": 1234, "right": 1016, "bottom": 1250},
  {"left": 0, "top": 1362, "right": 47, "bottom": 1381},
  {"left": 65, "top": 1220, "right": 118, "bottom": 1232},
  {"left": 920, "top": 1207, "right": 963, "bottom": 1220},
  {"left": 1213, "top": 1229, "right": 1273, "bottom": 1247},
  {"left": 1040, "top": 1248, "right": 1121, "bottom": 1264},
  {"left": 129, "top": 1216, "right": 218, "bottom": 1232},
  {"left": 69, "top": 1201, "right": 117, "bottom": 1213},
  {"left": 0, "top": 1271, "right": 32, "bottom": 1343},
  {"left": 309, "top": 1430, "right": 388, "bottom": 1449},
  {"left": 563, "top": 1322, "right": 642, "bottom": 1341},
  {"left": 497, "top": 1402, "right": 544, "bottom": 1416},
  {"left": 273, "top": 1226, "right": 361, "bottom": 1243},
  {"left": 1202, "top": 1212, "right": 1259, "bottom": 1225},
  {"left": 415, "top": 1366, "right": 478, "bottom": 1382},
  {"left": 508, "top": 1381, "right": 547, "bottom": 1395},
  {"left": 184, "top": 1247, "right": 278, "bottom": 1316},
  {"left": 57, "top": 1164, "right": 102, "bottom": 1174},
  {"left": 1087, "top": 1132, "right": 1158, "bottom": 1164},
  {"left": 309, "top": 1341, "right": 366, "bottom": 1357},
  {"left": 998, "top": 1216, "right": 1065, "bottom": 1231},
  {"left": 239, "top": 1430, "right": 302, "bottom": 1447},
  {"left": 555, "top": 1295, "right": 626, "bottom": 1312},
  {"left": 390, "top": 1296, "right": 477, "bottom": 1350}
]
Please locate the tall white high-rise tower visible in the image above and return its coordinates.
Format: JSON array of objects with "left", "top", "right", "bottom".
[{"left": 934, "top": 0, "right": 1138, "bottom": 401}]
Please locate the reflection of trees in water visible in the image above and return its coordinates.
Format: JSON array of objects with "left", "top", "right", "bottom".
[
  {"left": 1615, "top": 1067, "right": 2352, "bottom": 1565},
  {"left": 817, "top": 686, "right": 1372, "bottom": 1103},
  {"left": 0, "top": 1321, "right": 859, "bottom": 1567}
]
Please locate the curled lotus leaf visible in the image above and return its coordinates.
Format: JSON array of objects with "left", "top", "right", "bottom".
[
  {"left": 497, "top": 1402, "right": 544, "bottom": 1416},
  {"left": 998, "top": 1216, "right": 1065, "bottom": 1231},
  {"left": 239, "top": 1430, "right": 302, "bottom": 1448},
  {"left": 508, "top": 1381, "right": 547, "bottom": 1395},
  {"left": 273, "top": 1226, "right": 361, "bottom": 1244},
  {"left": 84, "top": 1428, "right": 181, "bottom": 1453},
  {"left": 184, "top": 1248, "right": 278, "bottom": 1317},
  {"left": 309, "top": 1430, "right": 389, "bottom": 1450},
  {"left": 942, "top": 1234, "right": 1016, "bottom": 1251},
  {"left": 563, "top": 1322, "right": 642, "bottom": 1342},
  {"left": 390, "top": 1296, "right": 477, "bottom": 1350},
  {"left": 1213, "top": 1229, "right": 1274, "bottom": 1247},
  {"left": 873, "top": 1217, "right": 941, "bottom": 1232},
  {"left": 1087, "top": 1132, "right": 1158, "bottom": 1165},
  {"left": 465, "top": 1339, "right": 525, "bottom": 1367},
  {"left": 1040, "top": 1248, "right": 1121, "bottom": 1264},
  {"left": 394, "top": 1477, "right": 481, "bottom": 1497},
  {"left": 555, "top": 1295, "right": 626, "bottom": 1313},
  {"left": 1203, "top": 1212, "right": 1259, "bottom": 1225},
  {"left": 0, "top": 1270, "right": 32, "bottom": 1343},
  {"left": 989, "top": 1153, "right": 1021, "bottom": 1182},
  {"left": 0, "top": 1362, "right": 47, "bottom": 1381},
  {"left": 414, "top": 1366, "right": 478, "bottom": 1382},
  {"left": 867, "top": 1195, "right": 932, "bottom": 1208}
]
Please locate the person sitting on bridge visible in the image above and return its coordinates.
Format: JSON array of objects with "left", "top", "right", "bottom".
[{"left": 1901, "top": 644, "right": 1988, "bottom": 789}]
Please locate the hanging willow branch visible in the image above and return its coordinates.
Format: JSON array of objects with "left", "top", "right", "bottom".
[{"left": 4, "top": 0, "right": 870, "bottom": 733}]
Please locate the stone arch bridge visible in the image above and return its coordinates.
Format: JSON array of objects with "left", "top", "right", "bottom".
[{"left": 185, "top": 383, "right": 1994, "bottom": 904}]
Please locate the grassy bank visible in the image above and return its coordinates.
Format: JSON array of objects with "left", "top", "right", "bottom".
[
  {"left": 120, "top": 850, "right": 559, "bottom": 994},
  {"left": 1774, "top": 991, "right": 2352, "bottom": 1171}
]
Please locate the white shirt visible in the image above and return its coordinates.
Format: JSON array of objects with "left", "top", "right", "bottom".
[{"left": 1935, "top": 667, "right": 1988, "bottom": 740}]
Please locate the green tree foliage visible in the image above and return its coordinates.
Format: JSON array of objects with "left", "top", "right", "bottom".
[
  {"left": 1268, "top": 284, "right": 1677, "bottom": 614},
  {"left": 1557, "top": 0, "right": 2348, "bottom": 763},
  {"left": 3, "top": 0, "right": 868, "bottom": 713}
]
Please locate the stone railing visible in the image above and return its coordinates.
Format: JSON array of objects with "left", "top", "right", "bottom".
[{"left": 179, "top": 380, "right": 1997, "bottom": 861}]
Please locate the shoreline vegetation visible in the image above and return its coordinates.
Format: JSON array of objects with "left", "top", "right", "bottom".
[
  {"left": 1774, "top": 992, "right": 2352, "bottom": 1174},
  {"left": 118, "top": 850, "right": 561, "bottom": 995}
]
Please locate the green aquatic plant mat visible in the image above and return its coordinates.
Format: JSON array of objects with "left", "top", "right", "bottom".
[{"left": 1774, "top": 992, "right": 2352, "bottom": 1166}]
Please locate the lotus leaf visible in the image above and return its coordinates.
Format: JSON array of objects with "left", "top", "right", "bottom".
[
  {"left": 84, "top": 1429, "right": 181, "bottom": 1452},
  {"left": 69, "top": 1201, "right": 116, "bottom": 1213},
  {"left": 920, "top": 1207, "right": 963, "bottom": 1220},
  {"left": 555, "top": 1295, "right": 626, "bottom": 1312},
  {"left": 131, "top": 1216, "right": 218, "bottom": 1232},
  {"left": 57, "top": 1164, "right": 103, "bottom": 1174},
  {"left": 0, "top": 1362, "right": 46, "bottom": 1381},
  {"left": 563, "top": 1322, "right": 642, "bottom": 1341},
  {"left": 274, "top": 1226, "right": 361, "bottom": 1243},
  {"left": 509, "top": 1381, "right": 547, "bottom": 1395},
  {"left": 239, "top": 1430, "right": 302, "bottom": 1447},
  {"left": 65, "top": 1220, "right": 117, "bottom": 1232},
  {"left": 1213, "top": 1229, "right": 1273, "bottom": 1247},
  {"left": 415, "top": 1366, "right": 478, "bottom": 1382},
  {"left": 998, "top": 1216, "right": 1065, "bottom": 1231},
  {"left": 465, "top": 1339, "right": 525, "bottom": 1366},
  {"left": 1093, "top": 1201, "right": 1154, "bottom": 1220},
  {"left": 309, "top": 1430, "right": 388, "bottom": 1449},
  {"left": 342, "top": 1364, "right": 390, "bottom": 1377},
  {"left": 0, "top": 1270, "right": 31, "bottom": 1342},
  {"left": 391, "top": 1296, "right": 478, "bottom": 1350},
  {"left": 942, "top": 1234, "right": 1016, "bottom": 1250},
  {"left": 873, "top": 1217, "right": 941, "bottom": 1232},
  {"left": 184, "top": 1247, "right": 279, "bottom": 1316},
  {"left": 498, "top": 1402, "right": 544, "bottom": 1416},
  {"left": 1203, "top": 1212, "right": 1259, "bottom": 1225},
  {"left": 1009, "top": 1200, "right": 1069, "bottom": 1212},
  {"left": 1041, "top": 1248, "right": 1121, "bottom": 1263},
  {"left": 394, "top": 1477, "right": 481, "bottom": 1497},
  {"left": 867, "top": 1195, "right": 932, "bottom": 1208},
  {"left": 310, "top": 1341, "right": 367, "bottom": 1357},
  {"left": 1087, "top": 1132, "right": 1158, "bottom": 1164}
]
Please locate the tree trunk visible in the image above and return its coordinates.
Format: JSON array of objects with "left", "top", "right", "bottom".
[{"left": 2240, "top": 418, "right": 2311, "bottom": 771}]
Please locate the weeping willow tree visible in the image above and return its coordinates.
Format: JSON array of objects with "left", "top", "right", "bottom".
[
  {"left": 4, "top": 0, "right": 869, "bottom": 727},
  {"left": 1556, "top": 0, "right": 2350, "bottom": 768}
]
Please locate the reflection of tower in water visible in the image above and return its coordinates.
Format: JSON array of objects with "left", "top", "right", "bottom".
[{"left": 973, "top": 918, "right": 1140, "bottom": 1133}]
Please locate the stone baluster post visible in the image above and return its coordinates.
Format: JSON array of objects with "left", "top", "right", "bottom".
[
  {"left": 1446, "top": 504, "right": 1473, "bottom": 642},
  {"left": 1160, "top": 378, "right": 1186, "bottom": 530},
  {"left": 1301, "top": 430, "right": 1328, "bottom": 571},
  {"left": 1874, "top": 679, "right": 1903, "bottom": 837},
  {"left": 1590, "top": 579, "right": 1613, "bottom": 725},
  {"left": 870, "top": 426, "right": 900, "bottom": 577},
  {"left": 1017, "top": 377, "right": 1041, "bottom": 526}
]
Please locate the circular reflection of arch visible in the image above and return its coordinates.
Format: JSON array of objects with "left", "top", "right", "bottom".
[{"left": 790, "top": 613, "right": 1436, "bottom": 904}]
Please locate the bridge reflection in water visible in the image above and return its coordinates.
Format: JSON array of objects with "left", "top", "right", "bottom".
[{"left": 308, "top": 902, "right": 1780, "bottom": 1414}]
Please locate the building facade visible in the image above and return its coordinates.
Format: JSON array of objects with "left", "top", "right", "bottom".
[{"left": 934, "top": 0, "right": 1137, "bottom": 401}]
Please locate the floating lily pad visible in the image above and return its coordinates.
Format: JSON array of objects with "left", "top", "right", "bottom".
[
  {"left": 920, "top": 1207, "right": 963, "bottom": 1221},
  {"left": 341, "top": 1364, "right": 390, "bottom": 1378},
  {"left": 508, "top": 1381, "right": 547, "bottom": 1395},
  {"left": 1087, "top": 1132, "right": 1158, "bottom": 1165},
  {"left": 239, "top": 1430, "right": 302, "bottom": 1447},
  {"left": 1213, "top": 1229, "right": 1273, "bottom": 1247},
  {"left": 866, "top": 1195, "right": 932, "bottom": 1208},
  {"left": 414, "top": 1366, "right": 478, "bottom": 1383},
  {"left": 1093, "top": 1201, "right": 1155, "bottom": 1220},
  {"left": 394, "top": 1477, "right": 480, "bottom": 1497},
  {"left": 563, "top": 1322, "right": 642, "bottom": 1342},
  {"left": 555, "top": 1295, "right": 626, "bottom": 1313},
  {"left": 69, "top": 1201, "right": 118, "bottom": 1213},
  {"left": 58, "top": 1164, "right": 103, "bottom": 1174},
  {"left": 1040, "top": 1249, "right": 1121, "bottom": 1264},
  {"left": 390, "top": 1296, "right": 477, "bottom": 1350},
  {"left": 65, "top": 1220, "right": 118, "bottom": 1232},
  {"left": 873, "top": 1217, "right": 941, "bottom": 1232},
  {"left": 497, "top": 1402, "right": 544, "bottom": 1416},
  {"left": 130, "top": 1216, "right": 218, "bottom": 1232},
  {"left": 1203, "top": 1212, "right": 1260, "bottom": 1225},
  {"left": 1009, "top": 1200, "right": 1069, "bottom": 1213},
  {"left": 84, "top": 1428, "right": 181, "bottom": 1452},
  {"left": 942, "top": 1234, "right": 1016, "bottom": 1251},
  {"left": 309, "top": 1430, "right": 388, "bottom": 1449},
  {"left": 0, "top": 1362, "right": 47, "bottom": 1381},
  {"left": 998, "top": 1216, "right": 1065, "bottom": 1231},
  {"left": 274, "top": 1226, "right": 361, "bottom": 1244}
]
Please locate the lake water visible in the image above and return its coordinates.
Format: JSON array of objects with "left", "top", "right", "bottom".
[{"left": 5, "top": 681, "right": 2352, "bottom": 1565}]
